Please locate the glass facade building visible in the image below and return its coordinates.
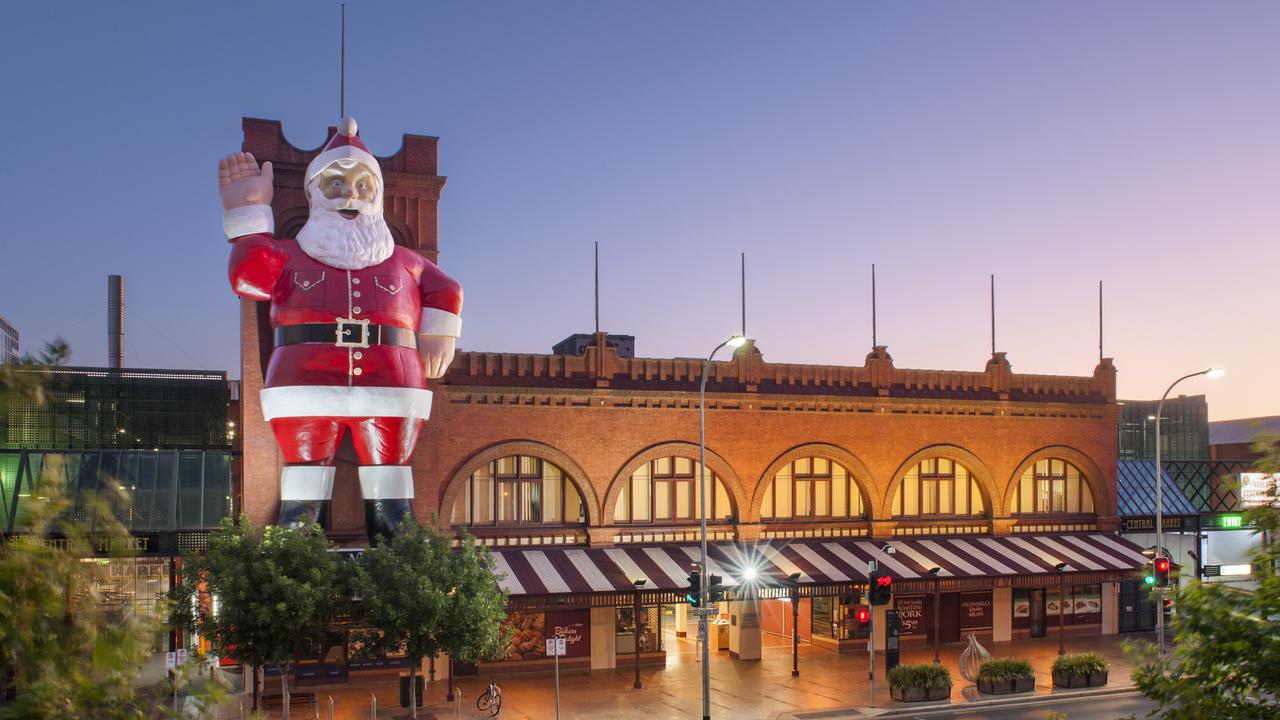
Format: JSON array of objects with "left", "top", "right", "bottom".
[{"left": 1118, "top": 394, "right": 1210, "bottom": 461}]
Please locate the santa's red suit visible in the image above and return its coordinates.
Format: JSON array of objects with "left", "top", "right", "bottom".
[{"left": 223, "top": 119, "right": 461, "bottom": 542}]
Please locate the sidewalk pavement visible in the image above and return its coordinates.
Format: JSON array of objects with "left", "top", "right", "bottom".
[{"left": 216, "top": 631, "right": 1153, "bottom": 720}]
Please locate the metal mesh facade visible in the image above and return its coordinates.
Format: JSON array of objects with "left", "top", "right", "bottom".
[
  {"left": 1, "top": 367, "right": 230, "bottom": 450},
  {"left": 1118, "top": 395, "right": 1210, "bottom": 461}
]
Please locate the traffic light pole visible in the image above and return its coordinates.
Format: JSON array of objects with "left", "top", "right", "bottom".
[{"left": 867, "top": 560, "right": 876, "bottom": 708}]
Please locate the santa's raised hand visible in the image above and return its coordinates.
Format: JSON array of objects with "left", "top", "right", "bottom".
[{"left": 218, "top": 152, "right": 274, "bottom": 211}]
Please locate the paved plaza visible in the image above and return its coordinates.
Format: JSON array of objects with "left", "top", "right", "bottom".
[{"left": 216, "top": 631, "right": 1151, "bottom": 719}]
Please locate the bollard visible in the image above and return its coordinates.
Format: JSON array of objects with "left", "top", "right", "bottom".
[
  {"left": 239, "top": 701, "right": 244, "bottom": 720},
  {"left": 370, "top": 692, "right": 377, "bottom": 719},
  {"left": 327, "top": 695, "right": 335, "bottom": 720},
  {"left": 453, "top": 687, "right": 463, "bottom": 720}
]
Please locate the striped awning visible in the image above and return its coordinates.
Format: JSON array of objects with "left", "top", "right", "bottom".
[{"left": 490, "top": 533, "right": 1149, "bottom": 597}]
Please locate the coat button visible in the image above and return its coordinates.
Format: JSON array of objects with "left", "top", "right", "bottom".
[
  {"left": 352, "top": 278, "right": 360, "bottom": 285},
  {"left": 353, "top": 351, "right": 363, "bottom": 360},
  {"left": 352, "top": 291, "right": 361, "bottom": 298},
  {"left": 352, "top": 367, "right": 363, "bottom": 376},
  {"left": 352, "top": 306, "right": 362, "bottom": 314}
]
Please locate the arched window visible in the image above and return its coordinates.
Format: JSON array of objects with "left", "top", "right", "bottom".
[
  {"left": 450, "top": 455, "right": 585, "bottom": 526},
  {"left": 1012, "top": 459, "right": 1095, "bottom": 514},
  {"left": 892, "top": 458, "right": 986, "bottom": 517},
  {"left": 761, "top": 457, "right": 866, "bottom": 520},
  {"left": 613, "top": 456, "right": 733, "bottom": 523}
]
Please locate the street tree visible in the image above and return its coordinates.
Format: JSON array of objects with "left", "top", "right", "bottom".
[
  {"left": 353, "top": 517, "right": 508, "bottom": 718},
  {"left": 1128, "top": 432, "right": 1280, "bottom": 719},
  {"left": 0, "top": 341, "right": 223, "bottom": 718},
  {"left": 177, "top": 516, "right": 338, "bottom": 711}
]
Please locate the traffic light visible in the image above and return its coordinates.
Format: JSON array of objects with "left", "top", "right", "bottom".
[
  {"left": 708, "top": 574, "right": 725, "bottom": 603},
  {"left": 687, "top": 570, "right": 701, "bottom": 607},
  {"left": 1154, "top": 557, "right": 1171, "bottom": 588},
  {"left": 869, "top": 571, "right": 893, "bottom": 606},
  {"left": 854, "top": 605, "right": 872, "bottom": 634},
  {"left": 1143, "top": 566, "right": 1156, "bottom": 586}
]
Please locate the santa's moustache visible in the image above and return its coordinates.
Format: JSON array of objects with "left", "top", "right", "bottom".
[{"left": 296, "top": 185, "right": 395, "bottom": 270}]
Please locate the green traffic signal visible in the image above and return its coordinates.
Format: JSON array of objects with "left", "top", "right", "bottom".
[{"left": 1144, "top": 574, "right": 1156, "bottom": 585}]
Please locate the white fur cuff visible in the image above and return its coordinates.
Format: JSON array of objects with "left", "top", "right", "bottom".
[
  {"left": 359, "top": 466, "right": 415, "bottom": 500},
  {"left": 420, "top": 308, "right": 462, "bottom": 338},
  {"left": 224, "top": 205, "right": 275, "bottom": 239}
]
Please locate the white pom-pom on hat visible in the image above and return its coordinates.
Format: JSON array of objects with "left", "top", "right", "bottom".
[{"left": 338, "top": 117, "right": 358, "bottom": 138}]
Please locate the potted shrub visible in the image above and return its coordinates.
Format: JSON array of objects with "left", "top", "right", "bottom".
[
  {"left": 888, "top": 663, "right": 952, "bottom": 702},
  {"left": 1052, "top": 652, "right": 1110, "bottom": 688},
  {"left": 976, "top": 658, "right": 1036, "bottom": 695}
]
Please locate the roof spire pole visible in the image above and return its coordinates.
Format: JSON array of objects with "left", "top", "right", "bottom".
[
  {"left": 871, "top": 264, "right": 877, "bottom": 347},
  {"left": 340, "top": 1, "right": 346, "bottom": 119},
  {"left": 990, "top": 274, "right": 996, "bottom": 355}
]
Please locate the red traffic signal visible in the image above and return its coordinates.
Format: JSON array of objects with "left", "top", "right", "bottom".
[
  {"left": 855, "top": 606, "right": 871, "bottom": 623},
  {"left": 1154, "top": 558, "right": 1170, "bottom": 572},
  {"left": 1154, "top": 557, "right": 1172, "bottom": 588},
  {"left": 869, "top": 570, "right": 893, "bottom": 605}
]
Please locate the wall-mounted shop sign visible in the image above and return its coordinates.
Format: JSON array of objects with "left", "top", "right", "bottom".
[{"left": 1120, "top": 516, "right": 1195, "bottom": 532}]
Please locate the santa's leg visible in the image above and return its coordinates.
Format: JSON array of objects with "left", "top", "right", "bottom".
[
  {"left": 269, "top": 417, "right": 343, "bottom": 529},
  {"left": 350, "top": 416, "right": 424, "bottom": 544}
]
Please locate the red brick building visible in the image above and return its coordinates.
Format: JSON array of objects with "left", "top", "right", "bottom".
[{"left": 234, "top": 119, "right": 1143, "bottom": 675}]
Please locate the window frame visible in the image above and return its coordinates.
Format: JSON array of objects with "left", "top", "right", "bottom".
[
  {"left": 453, "top": 456, "right": 585, "bottom": 527},
  {"left": 761, "top": 457, "right": 867, "bottom": 521},
  {"left": 891, "top": 458, "right": 986, "bottom": 519},
  {"left": 615, "top": 457, "right": 733, "bottom": 525}
]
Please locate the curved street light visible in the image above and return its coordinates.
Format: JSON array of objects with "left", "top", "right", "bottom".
[
  {"left": 1154, "top": 367, "right": 1223, "bottom": 656},
  {"left": 697, "top": 334, "right": 746, "bottom": 720}
]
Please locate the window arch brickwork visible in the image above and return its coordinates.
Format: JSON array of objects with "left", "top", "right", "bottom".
[
  {"left": 883, "top": 445, "right": 996, "bottom": 521},
  {"left": 1002, "top": 446, "right": 1111, "bottom": 517},
  {"left": 752, "top": 443, "right": 878, "bottom": 522},
  {"left": 601, "top": 442, "right": 747, "bottom": 527},
  {"left": 440, "top": 441, "right": 600, "bottom": 527}
]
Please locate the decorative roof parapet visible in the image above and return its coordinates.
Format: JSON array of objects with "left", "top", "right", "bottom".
[{"left": 442, "top": 344, "right": 1117, "bottom": 405}]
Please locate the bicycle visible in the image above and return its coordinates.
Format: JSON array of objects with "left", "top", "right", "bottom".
[{"left": 476, "top": 678, "right": 502, "bottom": 716}]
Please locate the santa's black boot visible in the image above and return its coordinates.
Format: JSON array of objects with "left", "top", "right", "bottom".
[
  {"left": 360, "top": 466, "right": 416, "bottom": 545},
  {"left": 277, "top": 466, "right": 335, "bottom": 531},
  {"left": 279, "top": 499, "right": 331, "bottom": 529},
  {"left": 363, "top": 498, "right": 415, "bottom": 544}
]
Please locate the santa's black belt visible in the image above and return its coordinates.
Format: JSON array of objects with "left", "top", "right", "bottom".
[{"left": 274, "top": 321, "right": 417, "bottom": 350}]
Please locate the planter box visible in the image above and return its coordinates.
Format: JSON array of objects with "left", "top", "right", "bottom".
[
  {"left": 1053, "top": 670, "right": 1108, "bottom": 688},
  {"left": 977, "top": 676, "right": 1035, "bottom": 695},
  {"left": 891, "top": 685, "right": 950, "bottom": 702}
]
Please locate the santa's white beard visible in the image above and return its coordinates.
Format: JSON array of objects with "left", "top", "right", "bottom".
[{"left": 296, "top": 187, "right": 395, "bottom": 270}]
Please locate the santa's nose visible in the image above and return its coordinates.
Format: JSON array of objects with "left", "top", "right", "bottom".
[{"left": 340, "top": 184, "right": 358, "bottom": 198}]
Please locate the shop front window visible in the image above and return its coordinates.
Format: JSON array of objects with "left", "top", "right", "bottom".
[
  {"left": 451, "top": 456, "right": 586, "bottom": 527},
  {"left": 1012, "top": 459, "right": 1095, "bottom": 514},
  {"left": 811, "top": 595, "right": 870, "bottom": 640},
  {"left": 892, "top": 458, "right": 986, "bottom": 518},
  {"left": 614, "top": 457, "right": 734, "bottom": 524},
  {"left": 761, "top": 457, "right": 866, "bottom": 520},
  {"left": 616, "top": 606, "right": 663, "bottom": 654}
]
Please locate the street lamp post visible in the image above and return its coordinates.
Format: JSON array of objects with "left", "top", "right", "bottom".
[
  {"left": 927, "top": 567, "right": 941, "bottom": 664},
  {"left": 1154, "top": 367, "right": 1224, "bottom": 656},
  {"left": 787, "top": 573, "right": 801, "bottom": 677},
  {"left": 698, "top": 335, "right": 746, "bottom": 720},
  {"left": 633, "top": 579, "right": 646, "bottom": 689},
  {"left": 1054, "top": 562, "right": 1070, "bottom": 656}
]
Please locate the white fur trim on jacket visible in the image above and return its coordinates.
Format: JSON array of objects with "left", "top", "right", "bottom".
[
  {"left": 223, "top": 204, "right": 275, "bottom": 239},
  {"left": 420, "top": 308, "right": 462, "bottom": 338},
  {"left": 281, "top": 465, "right": 336, "bottom": 501},
  {"left": 260, "top": 385, "right": 433, "bottom": 421},
  {"left": 359, "top": 465, "right": 414, "bottom": 500}
]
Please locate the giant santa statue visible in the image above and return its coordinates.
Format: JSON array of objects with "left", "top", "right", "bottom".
[{"left": 219, "top": 117, "right": 462, "bottom": 543}]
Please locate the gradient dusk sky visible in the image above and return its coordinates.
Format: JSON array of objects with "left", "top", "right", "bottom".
[{"left": 2, "top": 2, "right": 1276, "bottom": 420}]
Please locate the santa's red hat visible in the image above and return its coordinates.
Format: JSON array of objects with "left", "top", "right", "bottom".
[{"left": 306, "top": 117, "right": 383, "bottom": 188}]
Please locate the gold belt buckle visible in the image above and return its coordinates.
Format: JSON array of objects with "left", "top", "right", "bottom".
[{"left": 334, "top": 317, "right": 371, "bottom": 348}]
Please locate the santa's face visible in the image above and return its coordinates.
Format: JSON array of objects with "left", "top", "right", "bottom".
[
  {"left": 316, "top": 162, "right": 379, "bottom": 211},
  {"left": 296, "top": 160, "right": 395, "bottom": 270}
]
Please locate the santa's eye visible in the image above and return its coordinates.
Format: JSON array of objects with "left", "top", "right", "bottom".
[
  {"left": 330, "top": 179, "right": 342, "bottom": 187},
  {"left": 357, "top": 182, "right": 367, "bottom": 190}
]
